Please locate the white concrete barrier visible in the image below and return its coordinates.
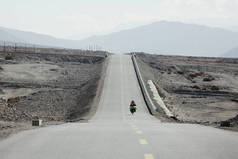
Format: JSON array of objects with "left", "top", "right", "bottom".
[{"left": 147, "top": 80, "right": 174, "bottom": 118}]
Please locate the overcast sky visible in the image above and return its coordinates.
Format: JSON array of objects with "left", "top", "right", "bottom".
[{"left": 0, "top": 0, "right": 238, "bottom": 39}]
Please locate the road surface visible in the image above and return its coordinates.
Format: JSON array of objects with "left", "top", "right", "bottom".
[{"left": 0, "top": 55, "right": 238, "bottom": 159}]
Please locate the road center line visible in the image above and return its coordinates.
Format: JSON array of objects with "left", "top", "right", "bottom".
[
  {"left": 139, "top": 139, "right": 148, "bottom": 145},
  {"left": 136, "top": 130, "right": 142, "bottom": 134},
  {"left": 144, "top": 154, "right": 154, "bottom": 159}
]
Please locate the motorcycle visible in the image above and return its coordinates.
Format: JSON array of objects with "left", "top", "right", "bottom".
[{"left": 130, "top": 106, "right": 137, "bottom": 115}]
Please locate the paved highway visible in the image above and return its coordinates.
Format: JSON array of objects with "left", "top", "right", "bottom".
[{"left": 0, "top": 55, "right": 238, "bottom": 159}]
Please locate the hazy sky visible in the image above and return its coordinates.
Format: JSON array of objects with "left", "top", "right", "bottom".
[{"left": 0, "top": 0, "right": 238, "bottom": 39}]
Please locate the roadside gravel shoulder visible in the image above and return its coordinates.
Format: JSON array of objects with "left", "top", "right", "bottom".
[
  {"left": 135, "top": 53, "right": 238, "bottom": 131},
  {"left": 0, "top": 50, "right": 109, "bottom": 140}
]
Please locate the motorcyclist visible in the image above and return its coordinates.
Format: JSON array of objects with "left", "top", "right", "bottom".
[{"left": 129, "top": 100, "right": 137, "bottom": 114}]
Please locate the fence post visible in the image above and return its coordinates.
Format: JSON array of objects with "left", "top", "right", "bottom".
[
  {"left": 3, "top": 41, "right": 5, "bottom": 53},
  {"left": 15, "top": 43, "right": 17, "bottom": 52}
]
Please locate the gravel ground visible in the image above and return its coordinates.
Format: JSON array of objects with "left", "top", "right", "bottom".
[
  {"left": 135, "top": 53, "right": 238, "bottom": 130},
  {"left": 0, "top": 50, "right": 108, "bottom": 140}
]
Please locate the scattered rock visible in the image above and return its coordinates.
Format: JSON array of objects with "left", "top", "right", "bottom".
[
  {"left": 226, "top": 114, "right": 238, "bottom": 126},
  {"left": 5, "top": 55, "right": 13, "bottom": 60},
  {"left": 220, "top": 121, "right": 231, "bottom": 127},
  {"left": 177, "top": 70, "right": 184, "bottom": 74},
  {"left": 231, "top": 99, "right": 238, "bottom": 103},
  {"left": 191, "top": 85, "right": 200, "bottom": 89},
  {"left": 211, "top": 85, "right": 219, "bottom": 91},
  {"left": 203, "top": 76, "right": 215, "bottom": 82},
  {"left": 50, "top": 68, "right": 58, "bottom": 72},
  {"left": 189, "top": 72, "right": 204, "bottom": 79},
  {"left": 7, "top": 97, "right": 20, "bottom": 103}
]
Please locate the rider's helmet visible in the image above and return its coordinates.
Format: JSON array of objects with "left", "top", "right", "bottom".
[
  {"left": 130, "top": 100, "right": 133, "bottom": 106},
  {"left": 130, "top": 100, "right": 136, "bottom": 106}
]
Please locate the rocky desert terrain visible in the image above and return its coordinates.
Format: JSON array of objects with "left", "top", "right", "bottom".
[
  {"left": 0, "top": 48, "right": 108, "bottom": 139},
  {"left": 135, "top": 53, "right": 238, "bottom": 131}
]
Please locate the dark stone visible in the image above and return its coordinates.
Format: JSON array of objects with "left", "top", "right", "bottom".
[
  {"left": 220, "top": 121, "right": 230, "bottom": 127},
  {"left": 211, "top": 86, "right": 219, "bottom": 91},
  {"left": 191, "top": 85, "right": 200, "bottom": 89},
  {"left": 203, "top": 76, "right": 215, "bottom": 82}
]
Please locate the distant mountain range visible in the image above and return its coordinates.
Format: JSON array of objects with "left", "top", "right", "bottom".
[
  {"left": 1, "top": 21, "right": 238, "bottom": 57},
  {"left": 0, "top": 27, "right": 80, "bottom": 49},
  {"left": 222, "top": 47, "right": 238, "bottom": 57},
  {"left": 79, "top": 21, "right": 238, "bottom": 57}
]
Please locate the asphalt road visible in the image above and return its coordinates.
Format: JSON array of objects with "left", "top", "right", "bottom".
[{"left": 1, "top": 55, "right": 238, "bottom": 159}]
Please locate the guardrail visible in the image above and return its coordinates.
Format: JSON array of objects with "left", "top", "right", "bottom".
[{"left": 131, "top": 53, "right": 158, "bottom": 115}]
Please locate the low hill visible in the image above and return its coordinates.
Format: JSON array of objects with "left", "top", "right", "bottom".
[
  {"left": 0, "top": 27, "right": 80, "bottom": 49},
  {"left": 222, "top": 47, "right": 238, "bottom": 57},
  {"left": 79, "top": 21, "right": 238, "bottom": 56},
  {"left": 1, "top": 21, "right": 238, "bottom": 57}
]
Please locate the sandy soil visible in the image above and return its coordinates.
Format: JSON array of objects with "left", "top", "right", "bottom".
[
  {"left": 135, "top": 53, "right": 238, "bottom": 130},
  {"left": 0, "top": 63, "right": 61, "bottom": 82},
  {"left": 0, "top": 50, "right": 108, "bottom": 139}
]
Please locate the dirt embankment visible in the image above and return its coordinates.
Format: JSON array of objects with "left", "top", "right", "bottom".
[
  {"left": 135, "top": 53, "right": 238, "bottom": 130},
  {"left": 0, "top": 50, "right": 108, "bottom": 139}
]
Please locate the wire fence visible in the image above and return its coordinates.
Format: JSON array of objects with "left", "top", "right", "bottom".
[
  {"left": 0, "top": 41, "right": 57, "bottom": 54},
  {"left": 0, "top": 41, "right": 108, "bottom": 56}
]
